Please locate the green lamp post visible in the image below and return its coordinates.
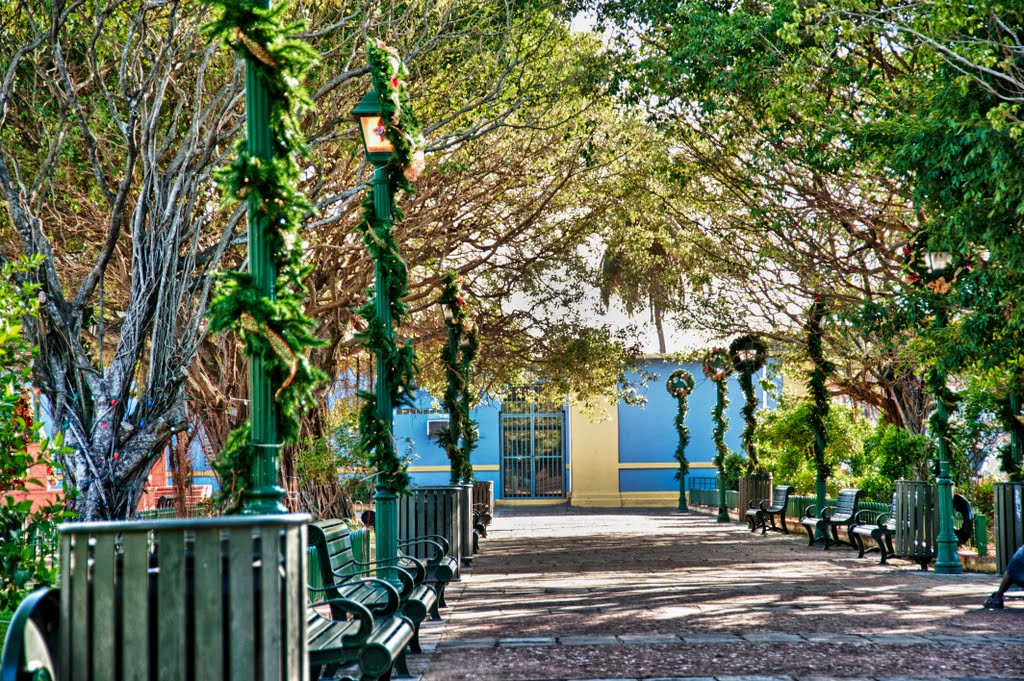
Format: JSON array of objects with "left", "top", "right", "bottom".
[
  {"left": 352, "top": 89, "right": 400, "bottom": 571},
  {"left": 923, "top": 250, "right": 963, "bottom": 574},
  {"left": 243, "top": 0, "right": 286, "bottom": 515},
  {"left": 703, "top": 348, "right": 733, "bottom": 523}
]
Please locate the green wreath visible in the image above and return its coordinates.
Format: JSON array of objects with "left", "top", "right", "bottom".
[
  {"left": 666, "top": 369, "right": 695, "bottom": 400},
  {"left": 702, "top": 347, "right": 732, "bottom": 382},
  {"left": 729, "top": 335, "right": 767, "bottom": 374}
]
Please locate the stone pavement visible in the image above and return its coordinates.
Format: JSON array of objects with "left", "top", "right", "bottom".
[{"left": 411, "top": 506, "right": 1024, "bottom": 681}]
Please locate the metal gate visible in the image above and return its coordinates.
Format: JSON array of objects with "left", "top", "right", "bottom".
[{"left": 500, "top": 390, "right": 566, "bottom": 498}]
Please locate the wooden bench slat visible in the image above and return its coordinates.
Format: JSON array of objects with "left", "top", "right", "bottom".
[
  {"left": 69, "top": 534, "right": 89, "bottom": 681},
  {"left": 122, "top": 531, "right": 150, "bottom": 681},
  {"left": 228, "top": 527, "right": 254, "bottom": 681},
  {"left": 194, "top": 528, "right": 224, "bottom": 681},
  {"left": 157, "top": 529, "right": 187, "bottom": 681}
]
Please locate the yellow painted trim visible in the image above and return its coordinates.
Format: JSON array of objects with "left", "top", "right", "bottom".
[
  {"left": 617, "top": 462, "right": 715, "bottom": 470},
  {"left": 407, "top": 464, "right": 499, "bottom": 473},
  {"left": 496, "top": 498, "right": 567, "bottom": 507},
  {"left": 619, "top": 492, "right": 679, "bottom": 507}
]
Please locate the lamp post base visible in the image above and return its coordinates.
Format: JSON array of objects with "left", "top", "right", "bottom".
[
  {"left": 374, "top": 484, "right": 401, "bottom": 586},
  {"left": 716, "top": 507, "right": 730, "bottom": 523},
  {"left": 935, "top": 476, "right": 963, "bottom": 574}
]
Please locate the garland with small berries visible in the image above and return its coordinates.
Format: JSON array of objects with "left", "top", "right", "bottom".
[
  {"left": 730, "top": 335, "right": 767, "bottom": 473},
  {"left": 205, "top": 0, "right": 327, "bottom": 512},
  {"left": 353, "top": 40, "right": 426, "bottom": 492},
  {"left": 807, "top": 298, "right": 835, "bottom": 480},
  {"left": 438, "top": 272, "right": 479, "bottom": 484},
  {"left": 666, "top": 369, "right": 694, "bottom": 481},
  {"left": 703, "top": 348, "right": 733, "bottom": 479}
]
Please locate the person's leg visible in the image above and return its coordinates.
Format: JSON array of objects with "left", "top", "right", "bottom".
[{"left": 985, "top": 545, "right": 1024, "bottom": 608}]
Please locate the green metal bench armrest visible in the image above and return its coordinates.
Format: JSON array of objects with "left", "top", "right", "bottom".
[
  {"left": 309, "top": 576, "right": 401, "bottom": 615},
  {"left": 852, "top": 509, "right": 876, "bottom": 525},
  {"left": 0, "top": 588, "right": 59, "bottom": 681},
  {"left": 352, "top": 556, "right": 426, "bottom": 586},
  {"left": 307, "top": 597, "right": 374, "bottom": 645},
  {"left": 395, "top": 555, "right": 427, "bottom": 584},
  {"left": 334, "top": 565, "right": 414, "bottom": 600},
  {"left": 398, "top": 536, "right": 449, "bottom": 562},
  {"left": 803, "top": 505, "right": 819, "bottom": 518}
]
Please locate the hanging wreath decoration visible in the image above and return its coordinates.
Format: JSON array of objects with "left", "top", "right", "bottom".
[
  {"left": 666, "top": 369, "right": 695, "bottom": 400},
  {"left": 205, "top": 0, "right": 327, "bottom": 512},
  {"left": 352, "top": 40, "right": 427, "bottom": 493},
  {"left": 665, "top": 369, "right": 694, "bottom": 479},
  {"left": 702, "top": 347, "right": 732, "bottom": 383},
  {"left": 730, "top": 335, "right": 767, "bottom": 472},
  {"left": 439, "top": 271, "right": 479, "bottom": 484}
]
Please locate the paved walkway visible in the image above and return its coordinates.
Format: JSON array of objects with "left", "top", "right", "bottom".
[{"left": 417, "top": 506, "right": 1023, "bottom": 681}]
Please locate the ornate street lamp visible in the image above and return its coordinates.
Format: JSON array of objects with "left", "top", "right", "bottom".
[
  {"left": 922, "top": 250, "right": 964, "bottom": 574},
  {"left": 352, "top": 88, "right": 400, "bottom": 573}
]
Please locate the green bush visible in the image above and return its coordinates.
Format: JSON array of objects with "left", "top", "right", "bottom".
[
  {"left": 0, "top": 258, "right": 75, "bottom": 611},
  {"left": 858, "top": 423, "right": 932, "bottom": 501},
  {"left": 721, "top": 453, "right": 747, "bottom": 491},
  {"left": 755, "top": 401, "right": 871, "bottom": 496}
]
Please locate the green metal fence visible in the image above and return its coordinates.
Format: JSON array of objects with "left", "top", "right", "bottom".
[{"left": 689, "top": 489, "right": 889, "bottom": 518}]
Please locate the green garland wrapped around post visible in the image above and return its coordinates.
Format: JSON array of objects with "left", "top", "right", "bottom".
[
  {"left": 205, "top": 0, "right": 328, "bottom": 512},
  {"left": 806, "top": 297, "right": 835, "bottom": 521},
  {"left": 703, "top": 348, "right": 733, "bottom": 522},
  {"left": 351, "top": 40, "right": 426, "bottom": 493},
  {"left": 666, "top": 369, "right": 695, "bottom": 511},
  {"left": 439, "top": 272, "right": 479, "bottom": 484},
  {"left": 730, "top": 335, "right": 767, "bottom": 474}
]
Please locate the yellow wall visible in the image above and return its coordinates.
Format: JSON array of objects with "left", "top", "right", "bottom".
[{"left": 568, "top": 398, "right": 624, "bottom": 507}]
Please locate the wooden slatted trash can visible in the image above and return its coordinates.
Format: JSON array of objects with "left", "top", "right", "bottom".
[
  {"left": 459, "top": 483, "right": 475, "bottom": 561},
  {"left": 995, "top": 482, "right": 1024, "bottom": 575},
  {"left": 895, "top": 480, "right": 937, "bottom": 570},
  {"left": 60, "top": 514, "right": 310, "bottom": 681},
  {"left": 737, "top": 474, "right": 772, "bottom": 522},
  {"left": 398, "top": 486, "right": 463, "bottom": 575}
]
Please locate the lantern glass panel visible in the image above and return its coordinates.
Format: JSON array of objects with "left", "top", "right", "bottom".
[{"left": 359, "top": 116, "right": 394, "bottom": 154}]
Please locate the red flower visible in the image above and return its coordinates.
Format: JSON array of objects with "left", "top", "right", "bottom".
[
  {"left": 907, "top": 273, "right": 921, "bottom": 284},
  {"left": 391, "top": 77, "right": 399, "bottom": 88}
]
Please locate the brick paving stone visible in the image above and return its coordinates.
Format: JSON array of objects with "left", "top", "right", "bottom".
[
  {"left": 795, "top": 677, "right": 876, "bottom": 681},
  {"left": 439, "top": 638, "right": 496, "bottom": 649},
  {"left": 644, "top": 677, "right": 716, "bottom": 681},
  {"left": 681, "top": 633, "right": 744, "bottom": 644},
  {"left": 499, "top": 636, "right": 557, "bottom": 647},
  {"left": 864, "top": 634, "right": 933, "bottom": 645},
  {"left": 741, "top": 633, "right": 805, "bottom": 643},
  {"left": 559, "top": 635, "right": 622, "bottom": 646},
  {"left": 618, "top": 634, "right": 682, "bottom": 645},
  {"left": 801, "top": 633, "right": 871, "bottom": 644},
  {"left": 877, "top": 677, "right": 953, "bottom": 681},
  {"left": 716, "top": 676, "right": 794, "bottom": 681}
]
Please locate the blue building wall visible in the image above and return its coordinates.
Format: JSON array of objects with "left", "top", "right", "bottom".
[
  {"left": 616, "top": 358, "right": 779, "bottom": 494},
  {"left": 395, "top": 389, "right": 502, "bottom": 490}
]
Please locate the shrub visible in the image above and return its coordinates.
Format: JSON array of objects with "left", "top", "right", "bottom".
[{"left": 721, "top": 453, "right": 747, "bottom": 491}]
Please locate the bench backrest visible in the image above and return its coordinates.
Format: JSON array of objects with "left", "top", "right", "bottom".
[
  {"left": 766, "top": 485, "right": 794, "bottom": 513},
  {"left": 829, "top": 488, "right": 863, "bottom": 522},
  {"left": 59, "top": 515, "right": 309, "bottom": 681},
  {"left": 308, "top": 519, "right": 362, "bottom": 588}
]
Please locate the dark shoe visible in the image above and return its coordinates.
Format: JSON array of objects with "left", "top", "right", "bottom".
[{"left": 984, "top": 593, "right": 1004, "bottom": 609}]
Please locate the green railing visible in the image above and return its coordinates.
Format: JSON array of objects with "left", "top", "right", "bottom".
[{"left": 689, "top": 489, "right": 890, "bottom": 518}]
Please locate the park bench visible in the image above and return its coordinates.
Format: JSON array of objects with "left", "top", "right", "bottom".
[
  {"left": 744, "top": 485, "right": 795, "bottom": 535},
  {"left": 0, "top": 515, "right": 415, "bottom": 681},
  {"left": 799, "top": 488, "right": 863, "bottom": 549},
  {"left": 851, "top": 493, "right": 897, "bottom": 564},
  {"left": 308, "top": 519, "right": 438, "bottom": 675},
  {"left": 364, "top": 511, "right": 459, "bottom": 611}
]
